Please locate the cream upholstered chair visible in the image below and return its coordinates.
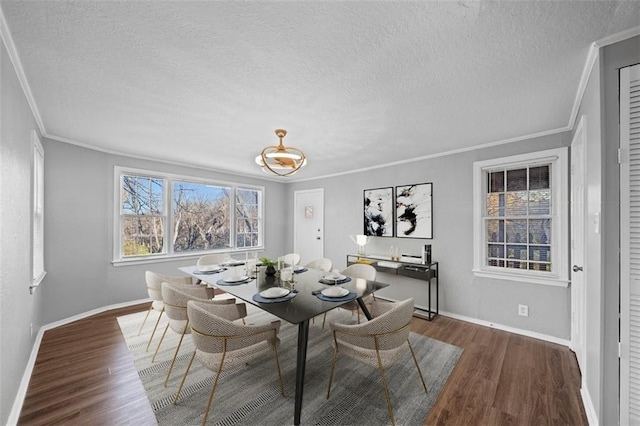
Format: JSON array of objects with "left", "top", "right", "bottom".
[
  {"left": 177, "top": 299, "right": 284, "bottom": 425},
  {"left": 153, "top": 282, "right": 222, "bottom": 385},
  {"left": 326, "top": 298, "right": 427, "bottom": 426},
  {"left": 197, "top": 253, "right": 231, "bottom": 266},
  {"left": 140, "top": 271, "right": 193, "bottom": 351},
  {"left": 322, "top": 263, "right": 377, "bottom": 328},
  {"left": 305, "top": 258, "right": 332, "bottom": 272},
  {"left": 279, "top": 253, "right": 300, "bottom": 266}
]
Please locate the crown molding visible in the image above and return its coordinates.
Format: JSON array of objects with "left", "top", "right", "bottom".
[
  {"left": 44, "top": 133, "right": 285, "bottom": 183},
  {"left": 568, "top": 25, "right": 640, "bottom": 130},
  {"left": 594, "top": 25, "right": 640, "bottom": 48},
  {"left": 290, "top": 126, "right": 570, "bottom": 183},
  {"left": 0, "top": 5, "right": 46, "bottom": 135}
]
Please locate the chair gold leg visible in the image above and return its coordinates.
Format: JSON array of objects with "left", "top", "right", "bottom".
[
  {"left": 375, "top": 349, "right": 395, "bottom": 426},
  {"left": 407, "top": 340, "right": 428, "bottom": 393},
  {"left": 145, "top": 309, "right": 164, "bottom": 352},
  {"left": 151, "top": 323, "right": 169, "bottom": 363},
  {"left": 271, "top": 340, "right": 285, "bottom": 396},
  {"left": 165, "top": 321, "right": 189, "bottom": 387},
  {"left": 356, "top": 306, "right": 361, "bottom": 324},
  {"left": 326, "top": 337, "right": 339, "bottom": 399},
  {"left": 137, "top": 305, "right": 152, "bottom": 336},
  {"left": 174, "top": 351, "right": 196, "bottom": 404},
  {"left": 202, "top": 345, "right": 227, "bottom": 426}
]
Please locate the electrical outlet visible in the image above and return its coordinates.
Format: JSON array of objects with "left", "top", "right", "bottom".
[{"left": 518, "top": 304, "right": 529, "bottom": 317}]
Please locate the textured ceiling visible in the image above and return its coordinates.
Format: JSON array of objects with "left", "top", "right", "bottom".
[{"left": 1, "top": 1, "right": 639, "bottom": 180}]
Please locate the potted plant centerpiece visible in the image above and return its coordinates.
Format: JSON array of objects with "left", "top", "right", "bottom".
[{"left": 260, "top": 257, "right": 277, "bottom": 276}]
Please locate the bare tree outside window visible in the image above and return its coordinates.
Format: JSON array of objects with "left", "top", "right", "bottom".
[
  {"left": 172, "top": 181, "right": 231, "bottom": 251},
  {"left": 236, "top": 188, "right": 261, "bottom": 248},
  {"left": 117, "top": 169, "right": 264, "bottom": 260},
  {"left": 121, "top": 175, "right": 165, "bottom": 256}
]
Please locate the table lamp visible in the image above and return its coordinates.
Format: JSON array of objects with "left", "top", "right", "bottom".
[{"left": 349, "top": 234, "right": 369, "bottom": 256}]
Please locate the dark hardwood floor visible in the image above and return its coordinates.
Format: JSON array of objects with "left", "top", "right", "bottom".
[{"left": 18, "top": 303, "right": 587, "bottom": 425}]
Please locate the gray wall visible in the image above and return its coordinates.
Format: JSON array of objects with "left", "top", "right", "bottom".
[
  {"left": 40, "top": 138, "right": 289, "bottom": 324},
  {"left": 0, "top": 40, "right": 44, "bottom": 424},
  {"left": 601, "top": 35, "right": 639, "bottom": 426},
  {"left": 287, "top": 131, "right": 572, "bottom": 339}
]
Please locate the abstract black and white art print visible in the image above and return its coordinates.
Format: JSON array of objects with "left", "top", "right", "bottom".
[
  {"left": 395, "top": 183, "right": 433, "bottom": 239},
  {"left": 363, "top": 187, "right": 394, "bottom": 237}
]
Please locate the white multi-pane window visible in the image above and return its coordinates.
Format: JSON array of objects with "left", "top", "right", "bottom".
[
  {"left": 115, "top": 167, "right": 263, "bottom": 262},
  {"left": 473, "top": 147, "right": 569, "bottom": 286},
  {"left": 173, "top": 180, "right": 231, "bottom": 252},
  {"left": 120, "top": 173, "right": 166, "bottom": 257},
  {"left": 31, "top": 131, "right": 46, "bottom": 290},
  {"left": 236, "top": 188, "right": 262, "bottom": 248}
]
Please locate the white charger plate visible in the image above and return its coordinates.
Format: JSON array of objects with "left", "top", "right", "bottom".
[
  {"left": 321, "top": 287, "right": 349, "bottom": 298},
  {"left": 323, "top": 273, "right": 346, "bottom": 281},
  {"left": 223, "top": 275, "right": 249, "bottom": 283},
  {"left": 199, "top": 264, "right": 221, "bottom": 272},
  {"left": 260, "top": 287, "right": 290, "bottom": 299}
]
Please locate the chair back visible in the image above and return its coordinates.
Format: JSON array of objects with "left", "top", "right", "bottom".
[
  {"left": 279, "top": 253, "right": 300, "bottom": 266},
  {"left": 344, "top": 298, "right": 414, "bottom": 351},
  {"left": 187, "top": 300, "right": 277, "bottom": 354},
  {"left": 305, "top": 258, "right": 332, "bottom": 272},
  {"left": 341, "top": 263, "right": 376, "bottom": 281},
  {"left": 197, "top": 253, "right": 231, "bottom": 266},
  {"left": 145, "top": 271, "right": 192, "bottom": 301},
  {"left": 161, "top": 282, "right": 211, "bottom": 334}
]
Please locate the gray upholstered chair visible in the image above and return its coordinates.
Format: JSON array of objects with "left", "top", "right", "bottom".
[
  {"left": 278, "top": 253, "right": 300, "bottom": 266},
  {"left": 176, "top": 299, "right": 284, "bottom": 425},
  {"left": 140, "top": 271, "right": 193, "bottom": 351},
  {"left": 197, "top": 253, "right": 232, "bottom": 266},
  {"left": 326, "top": 298, "right": 427, "bottom": 426},
  {"left": 153, "top": 282, "right": 222, "bottom": 386},
  {"left": 305, "top": 257, "right": 332, "bottom": 272},
  {"left": 322, "top": 263, "right": 377, "bottom": 328}
]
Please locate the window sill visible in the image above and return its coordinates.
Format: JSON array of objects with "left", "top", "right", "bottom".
[
  {"left": 472, "top": 269, "right": 569, "bottom": 288},
  {"left": 112, "top": 248, "right": 263, "bottom": 267}
]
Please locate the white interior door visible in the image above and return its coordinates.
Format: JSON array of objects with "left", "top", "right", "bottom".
[
  {"left": 570, "top": 115, "right": 587, "bottom": 375},
  {"left": 293, "top": 188, "right": 324, "bottom": 265},
  {"left": 620, "top": 63, "right": 640, "bottom": 426}
]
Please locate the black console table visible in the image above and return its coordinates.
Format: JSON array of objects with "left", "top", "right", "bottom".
[{"left": 346, "top": 254, "right": 439, "bottom": 320}]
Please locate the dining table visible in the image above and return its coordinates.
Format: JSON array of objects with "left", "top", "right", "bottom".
[{"left": 179, "top": 262, "right": 389, "bottom": 426}]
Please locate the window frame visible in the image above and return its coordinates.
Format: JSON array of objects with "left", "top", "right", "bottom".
[
  {"left": 472, "top": 147, "right": 569, "bottom": 287},
  {"left": 31, "top": 130, "right": 46, "bottom": 292},
  {"left": 113, "top": 166, "right": 264, "bottom": 264}
]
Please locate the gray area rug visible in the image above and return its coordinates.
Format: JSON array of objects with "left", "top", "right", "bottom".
[{"left": 118, "top": 305, "right": 462, "bottom": 425}]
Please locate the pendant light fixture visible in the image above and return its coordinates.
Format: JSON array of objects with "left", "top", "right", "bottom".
[{"left": 255, "top": 129, "right": 307, "bottom": 177}]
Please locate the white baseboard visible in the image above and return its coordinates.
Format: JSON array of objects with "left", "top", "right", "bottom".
[
  {"left": 7, "top": 298, "right": 150, "bottom": 425},
  {"left": 580, "top": 381, "right": 599, "bottom": 425},
  {"left": 431, "top": 309, "right": 571, "bottom": 347}
]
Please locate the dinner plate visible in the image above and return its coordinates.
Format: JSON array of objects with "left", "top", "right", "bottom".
[
  {"left": 259, "top": 287, "right": 291, "bottom": 299},
  {"left": 293, "top": 265, "right": 306, "bottom": 271},
  {"left": 223, "top": 275, "right": 249, "bottom": 283},
  {"left": 199, "top": 264, "right": 221, "bottom": 272},
  {"left": 321, "top": 287, "right": 349, "bottom": 298},
  {"left": 222, "top": 261, "right": 244, "bottom": 266},
  {"left": 322, "top": 273, "right": 346, "bottom": 281}
]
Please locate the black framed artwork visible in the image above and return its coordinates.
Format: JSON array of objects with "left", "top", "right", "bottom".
[
  {"left": 395, "top": 183, "right": 433, "bottom": 239},
  {"left": 363, "top": 187, "right": 394, "bottom": 237}
]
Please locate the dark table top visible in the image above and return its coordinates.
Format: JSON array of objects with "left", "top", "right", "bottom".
[{"left": 179, "top": 265, "right": 389, "bottom": 324}]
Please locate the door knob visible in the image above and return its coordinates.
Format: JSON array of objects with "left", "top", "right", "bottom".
[{"left": 573, "top": 265, "right": 583, "bottom": 272}]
